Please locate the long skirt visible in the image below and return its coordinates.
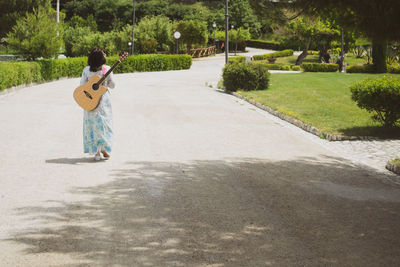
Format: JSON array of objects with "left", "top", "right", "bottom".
[{"left": 83, "top": 91, "right": 113, "bottom": 154}]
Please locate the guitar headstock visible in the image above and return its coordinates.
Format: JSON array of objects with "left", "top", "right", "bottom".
[{"left": 119, "top": 52, "right": 129, "bottom": 62}]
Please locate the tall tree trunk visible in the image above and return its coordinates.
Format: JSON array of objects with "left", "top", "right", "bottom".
[
  {"left": 372, "top": 38, "right": 388, "bottom": 73},
  {"left": 296, "top": 37, "right": 311, "bottom": 65}
]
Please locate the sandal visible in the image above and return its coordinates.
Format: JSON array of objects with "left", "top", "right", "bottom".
[{"left": 101, "top": 151, "right": 110, "bottom": 160}]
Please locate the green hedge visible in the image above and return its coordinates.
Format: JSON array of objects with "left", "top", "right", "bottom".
[
  {"left": 228, "top": 56, "right": 246, "bottom": 63},
  {"left": 250, "top": 62, "right": 292, "bottom": 71},
  {"left": 222, "top": 62, "right": 270, "bottom": 92},
  {"left": 346, "top": 64, "right": 375, "bottom": 73},
  {"left": 253, "top": 49, "right": 294, "bottom": 61},
  {"left": 112, "top": 54, "right": 192, "bottom": 73},
  {"left": 291, "top": 65, "right": 302, "bottom": 71},
  {"left": 246, "top": 40, "right": 281, "bottom": 50},
  {"left": 0, "top": 62, "right": 42, "bottom": 90},
  {"left": 0, "top": 54, "right": 192, "bottom": 91},
  {"left": 347, "top": 64, "right": 400, "bottom": 74},
  {"left": 301, "top": 63, "right": 339, "bottom": 72},
  {"left": 39, "top": 57, "right": 87, "bottom": 80},
  {"left": 388, "top": 65, "right": 400, "bottom": 74},
  {"left": 307, "top": 50, "right": 320, "bottom": 55}
]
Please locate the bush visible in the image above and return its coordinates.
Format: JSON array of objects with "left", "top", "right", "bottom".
[
  {"left": 246, "top": 40, "right": 281, "bottom": 50},
  {"left": 347, "top": 64, "right": 375, "bottom": 73},
  {"left": 301, "top": 63, "right": 338, "bottom": 72},
  {"left": 250, "top": 62, "right": 291, "bottom": 71},
  {"left": 253, "top": 49, "right": 294, "bottom": 61},
  {"left": 350, "top": 76, "right": 400, "bottom": 127},
  {"left": 291, "top": 65, "right": 302, "bottom": 71},
  {"left": 0, "top": 62, "right": 42, "bottom": 90},
  {"left": 229, "top": 56, "right": 246, "bottom": 63},
  {"left": 112, "top": 54, "right": 192, "bottom": 73},
  {"left": 307, "top": 50, "right": 320, "bottom": 55},
  {"left": 176, "top": 20, "right": 208, "bottom": 50},
  {"left": 136, "top": 40, "right": 158, "bottom": 54},
  {"left": 388, "top": 65, "right": 400, "bottom": 74},
  {"left": 134, "top": 15, "right": 174, "bottom": 52},
  {"left": 222, "top": 62, "right": 270, "bottom": 92},
  {"left": 0, "top": 54, "right": 192, "bottom": 91}
]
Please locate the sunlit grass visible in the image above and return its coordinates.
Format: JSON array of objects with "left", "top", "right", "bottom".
[{"left": 239, "top": 72, "right": 400, "bottom": 138}]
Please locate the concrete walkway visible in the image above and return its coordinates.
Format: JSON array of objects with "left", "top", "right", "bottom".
[{"left": 0, "top": 51, "right": 400, "bottom": 266}]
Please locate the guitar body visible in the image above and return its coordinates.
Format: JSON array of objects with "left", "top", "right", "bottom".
[
  {"left": 73, "top": 75, "right": 108, "bottom": 111},
  {"left": 73, "top": 52, "right": 128, "bottom": 111}
]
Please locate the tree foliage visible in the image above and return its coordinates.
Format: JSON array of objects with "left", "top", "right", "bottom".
[
  {"left": 7, "top": 4, "right": 64, "bottom": 60},
  {"left": 287, "top": 0, "right": 400, "bottom": 72},
  {"left": 135, "top": 15, "right": 174, "bottom": 52},
  {"left": 0, "top": 0, "right": 49, "bottom": 38},
  {"left": 229, "top": 28, "right": 251, "bottom": 54},
  {"left": 229, "top": 0, "right": 261, "bottom": 38},
  {"left": 176, "top": 20, "right": 208, "bottom": 50}
]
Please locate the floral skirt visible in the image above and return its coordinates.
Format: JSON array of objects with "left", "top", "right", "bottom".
[{"left": 83, "top": 91, "right": 113, "bottom": 155}]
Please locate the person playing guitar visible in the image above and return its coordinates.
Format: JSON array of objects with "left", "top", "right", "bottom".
[{"left": 79, "top": 48, "right": 115, "bottom": 161}]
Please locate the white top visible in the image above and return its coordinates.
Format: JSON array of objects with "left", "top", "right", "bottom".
[{"left": 79, "top": 65, "right": 116, "bottom": 89}]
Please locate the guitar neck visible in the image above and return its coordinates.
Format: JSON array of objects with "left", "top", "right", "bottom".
[{"left": 97, "top": 60, "right": 121, "bottom": 85}]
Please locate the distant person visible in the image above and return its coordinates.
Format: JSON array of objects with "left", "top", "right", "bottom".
[
  {"left": 337, "top": 54, "right": 345, "bottom": 72},
  {"left": 79, "top": 48, "right": 115, "bottom": 161},
  {"left": 221, "top": 42, "right": 225, "bottom": 53},
  {"left": 323, "top": 50, "right": 331, "bottom": 63}
]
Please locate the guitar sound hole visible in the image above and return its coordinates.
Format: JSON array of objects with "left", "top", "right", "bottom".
[{"left": 92, "top": 83, "right": 99, "bottom": 91}]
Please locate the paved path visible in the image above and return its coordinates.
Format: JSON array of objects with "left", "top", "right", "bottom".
[{"left": 0, "top": 50, "right": 400, "bottom": 266}]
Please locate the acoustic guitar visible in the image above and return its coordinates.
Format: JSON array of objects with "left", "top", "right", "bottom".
[{"left": 73, "top": 52, "right": 129, "bottom": 111}]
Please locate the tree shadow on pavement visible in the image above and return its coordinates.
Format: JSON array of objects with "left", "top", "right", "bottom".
[{"left": 6, "top": 157, "right": 400, "bottom": 266}]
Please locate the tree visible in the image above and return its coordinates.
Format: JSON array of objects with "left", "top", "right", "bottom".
[
  {"left": 135, "top": 15, "right": 174, "bottom": 52},
  {"left": 63, "top": 26, "right": 94, "bottom": 57},
  {"left": 229, "top": 28, "right": 251, "bottom": 55},
  {"left": 286, "top": 16, "right": 339, "bottom": 65},
  {"left": 278, "top": 0, "right": 400, "bottom": 73},
  {"left": 7, "top": 4, "right": 64, "bottom": 60},
  {"left": 175, "top": 20, "right": 208, "bottom": 50},
  {"left": 0, "top": 0, "right": 49, "bottom": 38},
  {"left": 229, "top": 0, "right": 261, "bottom": 38}
]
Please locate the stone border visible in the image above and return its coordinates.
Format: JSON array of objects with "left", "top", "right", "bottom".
[
  {"left": 386, "top": 161, "right": 400, "bottom": 175},
  {"left": 229, "top": 91, "right": 378, "bottom": 142}
]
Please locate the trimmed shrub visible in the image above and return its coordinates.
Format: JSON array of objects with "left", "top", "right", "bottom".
[
  {"left": 347, "top": 64, "right": 375, "bottom": 73},
  {"left": 301, "top": 63, "right": 338, "bottom": 72},
  {"left": 0, "top": 54, "right": 192, "bottom": 91},
  {"left": 307, "top": 50, "right": 320, "bottom": 55},
  {"left": 0, "top": 62, "right": 42, "bottom": 90},
  {"left": 253, "top": 49, "right": 294, "bottom": 61},
  {"left": 229, "top": 56, "right": 246, "bottom": 63},
  {"left": 350, "top": 76, "right": 400, "bottom": 127},
  {"left": 250, "top": 62, "right": 292, "bottom": 71},
  {"left": 291, "top": 65, "right": 302, "bottom": 71},
  {"left": 111, "top": 54, "right": 192, "bottom": 73},
  {"left": 38, "top": 57, "right": 87, "bottom": 80},
  {"left": 246, "top": 40, "right": 281, "bottom": 50},
  {"left": 388, "top": 65, "right": 400, "bottom": 74},
  {"left": 222, "top": 62, "right": 270, "bottom": 92}
]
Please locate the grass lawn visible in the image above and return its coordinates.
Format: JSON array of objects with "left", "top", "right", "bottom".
[{"left": 239, "top": 72, "right": 400, "bottom": 139}]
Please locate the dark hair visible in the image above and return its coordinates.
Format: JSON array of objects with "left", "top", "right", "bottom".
[{"left": 88, "top": 48, "right": 106, "bottom": 72}]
